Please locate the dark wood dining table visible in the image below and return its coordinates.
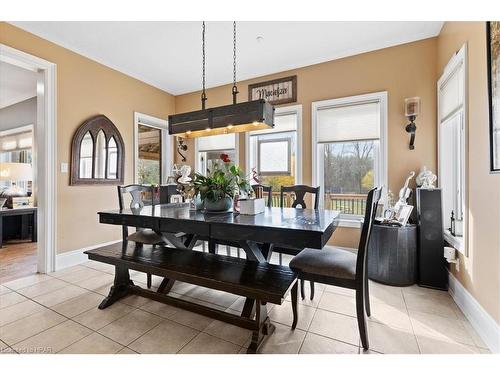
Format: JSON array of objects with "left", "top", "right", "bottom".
[
  {"left": 99, "top": 204, "right": 339, "bottom": 260},
  {"left": 97, "top": 204, "right": 340, "bottom": 327},
  {"left": 93, "top": 204, "right": 339, "bottom": 353}
]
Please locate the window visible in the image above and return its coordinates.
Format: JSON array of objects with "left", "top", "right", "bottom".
[
  {"left": 312, "top": 92, "right": 387, "bottom": 226},
  {"left": 438, "top": 44, "right": 467, "bottom": 254},
  {"left": 195, "top": 133, "right": 238, "bottom": 175},
  {"left": 246, "top": 105, "right": 302, "bottom": 202},
  {"left": 70, "top": 115, "right": 125, "bottom": 185},
  {"left": 134, "top": 112, "right": 171, "bottom": 185}
]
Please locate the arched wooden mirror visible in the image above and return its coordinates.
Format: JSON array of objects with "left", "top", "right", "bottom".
[{"left": 70, "top": 115, "right": 125, "bottom": 185}]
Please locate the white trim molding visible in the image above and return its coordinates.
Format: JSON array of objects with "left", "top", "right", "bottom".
[
  {"left": 56, "top": 240, "right": 121, "bottom": 270},
  {"left": 448, "top": 271, "right": 500, "bottom": 353},
  {"left": 0, "top": 44, "right": 57, "bottom": 274}
]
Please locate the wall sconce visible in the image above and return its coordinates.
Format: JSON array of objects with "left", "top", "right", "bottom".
[
  {"left": 404, "top": 97, "right": 421, "bottom": 150},
  {"left": 177, "top": 137, "right": 188, "bottom": 162}
]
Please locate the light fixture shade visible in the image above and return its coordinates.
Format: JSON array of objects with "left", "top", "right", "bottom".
[
  {"left": 0, "top": 162, "right": 33, "bottom": 181},
  {"left": 405, "top": 97, "right": 421, "bottom": 117},
  {"left": 168, "top": 99, "right": 274, "bottom": 138}
]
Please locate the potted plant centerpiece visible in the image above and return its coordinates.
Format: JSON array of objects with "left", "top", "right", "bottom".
[{"left": 193, "top": 154, "right": 252, "bottom": 212}]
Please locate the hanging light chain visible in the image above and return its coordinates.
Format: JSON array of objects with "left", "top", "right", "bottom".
[
  {"left": 232, "top": 21, "right": 239, "bottom": 105},
  {"left": 201, "top": 21, "right": 207, "bottom": 110}
]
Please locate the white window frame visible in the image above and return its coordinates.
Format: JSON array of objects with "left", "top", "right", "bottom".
[
  {"left": 312, "top": 92, "right": 388, "bottom": 228},
  {"left": 438, "top": 44, "right": 468, "bottom": 255},
  {"left": 194, "top": 134, "right": 239, "bottom": 174},
  {"left": 245, "top": 104, "right": 303, "bottom": 184},
  {"left": 133, "top": 112, "right": 172, "bottom": 185}
]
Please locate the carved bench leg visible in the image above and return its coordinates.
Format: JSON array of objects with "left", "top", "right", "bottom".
[
  {"left": 246, "top": 301, "right": 275, "bottom": 354},
  {"left": 98, "top": 265, "right": 133, "bottom": 309}
]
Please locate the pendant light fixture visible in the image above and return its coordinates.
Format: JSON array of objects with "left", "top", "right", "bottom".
[{"left": 168, "top": 22, "right": 275, "bottom": 139}]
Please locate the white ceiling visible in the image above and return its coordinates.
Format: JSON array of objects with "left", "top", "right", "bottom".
[
  {"left": 11, "top": 21, "right": 443, "bottom": 95},
  {"left": 0, "top": 61, "right": 38, "bottom": 109}
]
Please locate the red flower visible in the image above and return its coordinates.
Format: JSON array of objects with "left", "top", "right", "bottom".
[{"left": 220, "top": 153, "right": 231, "bottom": 163}]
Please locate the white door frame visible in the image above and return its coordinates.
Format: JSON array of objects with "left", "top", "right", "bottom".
[
  {"left": 133, "top": 112, "right": 172, "bottom": 184},
  {"left": 0, "top": 44, "right": 57, "bottom": 273}
]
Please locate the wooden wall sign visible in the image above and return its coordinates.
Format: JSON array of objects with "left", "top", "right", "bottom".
[{"left": 248, "top": 76, "right": 297, "bottom": 105}]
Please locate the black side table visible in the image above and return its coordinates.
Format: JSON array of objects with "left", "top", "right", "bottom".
[
  {"left": 368, "top": 223, "right": 417, "bottom": 286},
  {"left": 0, "top": 207, "right": 37, "bottom": 248}
]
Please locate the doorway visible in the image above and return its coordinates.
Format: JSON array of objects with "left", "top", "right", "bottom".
[{"left": 0, "top": 44, "right": 56, "bottom": 280}]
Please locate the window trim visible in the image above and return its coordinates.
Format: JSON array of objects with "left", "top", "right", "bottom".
[
  {"left": 133, "top": 112, "right": 171, "bottom": 185},
  {"left": 194, "top": 134, "right": 239, "bottom": 174},
  {"left": 245, "top": 104, "right": 303, "bottom": 184},
  {"left": 437, "top": 44, "right": 468, "bottom": 256},
  {"left": 312, "top": 92, "right": 388, "bottom": 227}
]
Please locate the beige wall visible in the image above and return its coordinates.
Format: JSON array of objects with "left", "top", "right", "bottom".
[
  {"left": 175, "top": 38, "right": 438, "bottom": 248},
  {"left": 437, "top": 22, "right": 500, "bottom": 323},
  {"left": 0, "top": 22, "right": 176, "bottom": 254}
]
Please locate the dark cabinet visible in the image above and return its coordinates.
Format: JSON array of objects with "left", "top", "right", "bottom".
[{"left": 368, "top": 223, "right": 417, "bottom": 286}]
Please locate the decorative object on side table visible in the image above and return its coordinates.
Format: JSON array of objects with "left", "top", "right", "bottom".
[
  {"left": 396, "top": 204, "right": 413, "bottom": 226},
  {"left": 416, "top": 166, "right": 437, "bottom": 188},
  {"left": 393, "top": 171, "right": 415, "bottom": 213},
  {"left": 192, "top": 153, "right": 253, "bottom": 212}
]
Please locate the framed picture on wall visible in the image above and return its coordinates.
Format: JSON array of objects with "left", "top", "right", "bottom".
[{"left": 487, "top": 21, "right": 500, "bottom": 172}]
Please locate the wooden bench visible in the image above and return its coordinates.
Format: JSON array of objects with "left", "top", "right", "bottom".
[{"left": 84, "top": 241, "right": 298, "bottom": 353}]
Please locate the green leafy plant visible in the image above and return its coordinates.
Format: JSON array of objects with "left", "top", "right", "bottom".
[{"left": 193, "top": 154, "right": 252, "bottom": 202}]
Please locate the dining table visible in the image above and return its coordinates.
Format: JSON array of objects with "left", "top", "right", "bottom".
[
  {"left": 94, "top": 204, "right": 340, "bottom": 350},
  {"left": 99, "top": 204, "right": 339, "bottom": 256}
]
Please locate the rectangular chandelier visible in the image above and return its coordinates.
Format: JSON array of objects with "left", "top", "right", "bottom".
[{"left": 168, "top": 99, "right": 274, "bottom": 138}]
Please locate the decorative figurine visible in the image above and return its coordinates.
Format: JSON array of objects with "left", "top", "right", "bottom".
[
  {"left": 416, "top": 166, "right": 437, "bottom": 189},
  {"left": 394, "top": 171, "right": 415, "bottom": 213},
  {"left": 178, "top": 165, "right": 192, "bottom": 184}
]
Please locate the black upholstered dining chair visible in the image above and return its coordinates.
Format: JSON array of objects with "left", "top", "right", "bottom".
[
  {"left": 289, "top": 187, "right": 382, "bottom": 350},
  {"left": 118, "top": 184, "right": 164, "bottom": 289},
  {"left": 280, "top": 185, "right": 320, "bottom": 210},
  {"left": 274, "top": 185, "right": 320, "bottom": 298}
]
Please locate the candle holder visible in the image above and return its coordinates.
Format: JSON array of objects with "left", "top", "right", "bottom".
[{"left": 404, "top": 97, "right": 421, "bottom": 150}]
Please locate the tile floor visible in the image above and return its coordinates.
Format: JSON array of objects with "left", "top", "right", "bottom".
[{"left": 0, "top": 251, "right": 492, "bottom": 354}]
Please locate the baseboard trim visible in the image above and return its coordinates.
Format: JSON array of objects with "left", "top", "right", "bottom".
[
  {"left": 56, "top": 240, "right": 121, "bottom": 271},
  {"left": 448, "top": 270, "right": 500, "bottom": 353}
]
